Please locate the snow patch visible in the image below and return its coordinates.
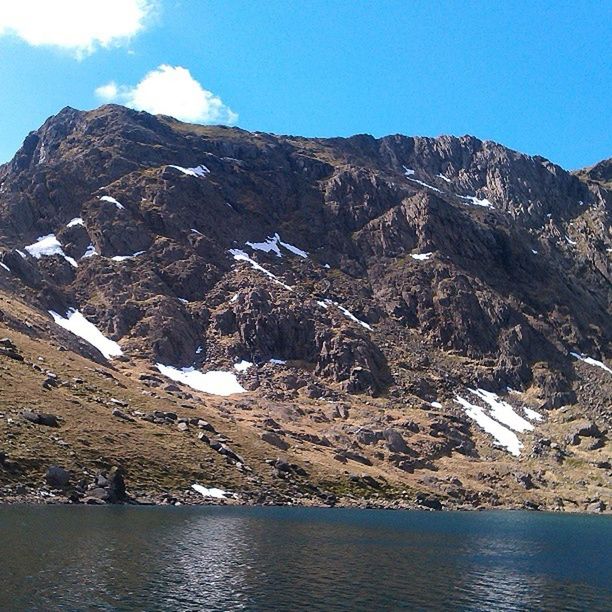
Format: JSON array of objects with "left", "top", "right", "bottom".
[
  {"left": 430, "top": 401, "right": 443, "bottom": 408},
  {"left": 156, "top": 364, "right": 246, "bottom": 396},
  {"left": 49, "top": 309, "right": 123, "bottom": 359},
  {"left": 228, "top": 249, "right": 293, "bottom": 291},
  {"left": 402, "top": 166, "right": 415, "bottom": 176},
  {"left": 168, "top": 164, "right": 210, "bottom": 177},
  {"left": 269, "top": 358, "right": 286, "bottom": 365},
  {"left": 458, "top": 195, "right": 495, "bottom": 209},
  {"left": 100, "top": 195, "right": 124, "bottom": 210},
  {"left": 456, "top": 394, "right": 522, "bottom": 456},
  {"left": 0, "top": 262, "right": 11, "bottom": 273},
  {"left": 25, "top": 234, "right": 78, "bottom": 268},
  {"left": 524, "top": 407, "right": 544, "bottom": 421},
  {"left": 191, "top": 484, "right": 229, "bottom": 499},
  {"left": 468, "top": 388, "right": 533, "bottom": 433},
  {"left": 323, "top": 299, "right": 372, "bottom": 330},
  {"left": 406, "top": 177, "right": 442, "bottom": 193},
  {"left": 410, "top": 252, "right": 433, "bottom": 261},
  {"left": 82, "top": 244, "right": 98, "bottom": 259},
  {"left": 570, "top": 352, "right": 612, "bottom": 375},
  {"left": 67, "top": 217, "right": 84, "bottom": 227},
  {"left": 111, "top": 251, "right": 145, "bottom": 262},
  {"left": 437, "top": 173, "right": 452, "bottom": 183},
  {"left": 246, "top": 233, "right": 308, "bottom": 258},
  {"left": 234, "top": 360, "right": 253, "bottom": 372}
]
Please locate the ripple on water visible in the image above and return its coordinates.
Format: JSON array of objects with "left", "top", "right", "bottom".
[{"left": 0, "top": 507, "right": 610, "bottom": 611}]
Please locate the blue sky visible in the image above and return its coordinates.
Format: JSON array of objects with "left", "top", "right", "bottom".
[{"left": 0, "top": 0, "right": 610, "bottom": 169}]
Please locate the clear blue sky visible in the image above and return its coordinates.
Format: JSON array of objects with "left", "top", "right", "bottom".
[{"left": 0, "top": 0, "right": 610, "bottom": 169}]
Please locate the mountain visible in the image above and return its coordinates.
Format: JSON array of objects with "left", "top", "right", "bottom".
[{"left": 0, "top": 104, "right": 609, "bottom": 511}]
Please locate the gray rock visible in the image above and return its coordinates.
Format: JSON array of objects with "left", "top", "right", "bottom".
[
  {"left": 45, "top": 466, "right": 71, "bottom": 488},
  {"left": 112, "top": 408, "right": 134, "bottom": 422},
  {"left": 261, "top": 431, "right": 289, "bottom": 450},
  {"left": 22, "top": 410, "right": 59, "bottom": 427},
  {"left": 383, "top": 428, "right": 409, "bottom": 454}
]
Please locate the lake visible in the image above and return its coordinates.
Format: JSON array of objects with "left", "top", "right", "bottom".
[{"left": 0, "top": 506, "right": 610, "bottom": 610}]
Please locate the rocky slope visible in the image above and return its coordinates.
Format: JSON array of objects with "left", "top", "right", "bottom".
[{"left": 0, "top": 105, "right": 609, "bottom": 511}]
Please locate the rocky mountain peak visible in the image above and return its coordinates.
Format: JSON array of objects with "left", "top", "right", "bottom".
[{"left": 0, "top": 105, "right": 609, "bottom": 510}]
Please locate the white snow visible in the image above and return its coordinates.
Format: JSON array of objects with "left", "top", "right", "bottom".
[
  {"left": 195, "top": 346, "right": 203, "bottom": 355},
  {"left": 565, "top": 236, "right": 577, "bottom": 246},
  {"left": 230, "top": 293, "right": 239, "bottom": 303},
  {"left": 49, "top": 309, "right": 123, "bottom": 359},
  {"left": 100, "top": 195, "right": 124, "bottom": 210},
  {"left": 402, "top": 166, "right": 415, "bottom": 176},
  {"left": 269, "top": 358, "right": 286, "bottom": 365},
  {"left": 67, "top": 217, "right": 84, "bottom": 227},
  {"left": 191, "top": 484, "right": 229, "bottom": 499},
  {"left": 437, "top": 173, "right": 452, "bottom": 183},
  {"left": 458, "top": 195, "right": 495, "bottom": 209},
  {"left": 531, "top": 249, "right": 538, "bottom": 255},
  {"left": 570, "top": 352, "right": 612, "bottom": 375},
  {"left": 406, "top": 176, "right": 443, "bottom": 193},
  {"left": 323, "top": 299, "right": 372, "bottom": 330},
  {"left": 524, "top": 407, "right": 544, "bottom": 421},
  {"left": 456, "top": 388, "right": 544, "bottom": 456},
  {"left": 246, "top": 236, "right": 282, "bottom": 257},
  {"left": 82, "top": 244, "right": 98, "bottom": 259},
  {"left": 0, "top": 262, "right": 10, "bottom": 273},
  {"left": 410, "top": 252, "right": 433, "bottom": 261},
  {"left": 168, "top": 164, "right": 210, "bottom": 177},
  {"left": 111, "top": 251, "right": 145, "bottom": 262},
  {"left": 317, "top": 300, "right": 329, "bottom": 309},
  {"left": 191, "top": 228, "right": 203, "bottom": 236},
  {"left": 228, "top": 249, "right": 293, "bottom": 291},
  {"left": 156, "top": 364, "right": 246, "bottom": 396},
  {"left": 16, "top": 250, "right": 27, "bottom": 259},
  {"left": 234, "top": 360, "right": 253, "bottom": 372},
  {"left": 468, "top": 388, "right": 534, "bottom": 433},
  {"left": 278, "top": 236, "right": 308, "bottom": 258},
  {"left": 430, "top": 401, "right": 443, "bottom": 408},
  {"left": 246, "top": 233, "right": 308, "bottom": 258},
  {"left": 178, "top": 298, "right": 189, "bottom": 304},
  {"left": 25, "top": 234, "right": 78, "bottom": 267},
  {"left": 456, "top": 394, "right": 522, "bottom": 456}
]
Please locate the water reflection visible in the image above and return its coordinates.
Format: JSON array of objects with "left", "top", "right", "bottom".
[{"left": 0, "top": 507, "right": 610, "bottom": 611}]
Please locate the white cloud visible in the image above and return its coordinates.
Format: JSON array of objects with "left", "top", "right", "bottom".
[
  {"left": 95, "top": 65, "right": 238, "bottom": 125},
  {"left": 0, "top": 0, "right": 155, "bottom": 58},
  {"left": 95, "top": 82, "right": 119, "bottom": 101}
]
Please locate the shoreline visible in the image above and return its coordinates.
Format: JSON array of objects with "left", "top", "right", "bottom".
[{"left": 1, "top": 490, "right": 609, "bottom": 515}]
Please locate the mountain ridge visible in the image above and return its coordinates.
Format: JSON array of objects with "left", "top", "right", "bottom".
[{"left": 0, "top": 104, "right": 609, "bottom": 511}]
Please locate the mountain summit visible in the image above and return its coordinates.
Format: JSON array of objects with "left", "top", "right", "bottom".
[{"left": 0, "top": 105, "right": 609, "bottom": 511}]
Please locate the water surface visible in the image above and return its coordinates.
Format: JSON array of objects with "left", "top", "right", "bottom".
[{"left": 0, "top": 506, "right": 610, "bottom": 610}]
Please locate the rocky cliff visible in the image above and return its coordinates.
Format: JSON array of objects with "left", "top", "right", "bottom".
[{"left": 0, "top": 105, "right": 609, "bottom": 511}]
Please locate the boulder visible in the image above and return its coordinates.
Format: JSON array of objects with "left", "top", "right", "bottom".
[
  {"left": 261, "top": 431, "right": 290, "bottom": 450},
  {"left": 22, "top": 410, "right": 59, "bottom": 427},
  {"left": 383, "top": 428, "right": 409, "bottom": 454},
  {"left": 45, "top": 466, "right": 71, "bottom": 488}
]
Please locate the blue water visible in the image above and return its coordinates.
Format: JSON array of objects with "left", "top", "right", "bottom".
[{"left": 0, "top": 506, "right": 610, "bottom": 610}]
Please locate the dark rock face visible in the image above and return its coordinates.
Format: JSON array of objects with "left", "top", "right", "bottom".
[{"left": 0, "top": 104, "right": 610, "bottom": 408}]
